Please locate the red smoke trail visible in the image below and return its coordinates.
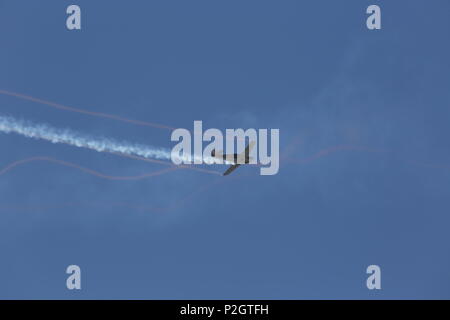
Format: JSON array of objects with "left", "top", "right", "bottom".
[
  {"left": 0, "top": 172, "right": 242, "bottom": 214},
  {"left": 0, "top": 156, "right": 179, "bottom": 180},
  {"left": 0, "top": 201, "right": 167, "bottom": 214},
  {"left": 284, "top": 145, "right": 386, "bottom": 164},
  {"left": 0, "top": 89, "right": 175, "bottom": 130}
]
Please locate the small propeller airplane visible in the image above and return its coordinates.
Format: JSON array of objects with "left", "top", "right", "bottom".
[{"left": 211, "top": 141, "right": 256, "bottom": 176}]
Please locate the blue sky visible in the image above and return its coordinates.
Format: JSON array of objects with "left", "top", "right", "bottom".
[{"left": 0, "top": 0, "right": 450, "bottom": 299}]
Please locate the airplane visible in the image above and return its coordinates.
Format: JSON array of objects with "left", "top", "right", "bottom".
[{"left": 211, "top": 141, "right": 256, "bottom": 176}]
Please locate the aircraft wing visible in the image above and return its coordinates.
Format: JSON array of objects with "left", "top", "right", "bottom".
[{"left": 223, "top": 164, "right": 240, "bottom": 176}]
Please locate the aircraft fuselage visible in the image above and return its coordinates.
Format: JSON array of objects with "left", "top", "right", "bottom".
[{"left": 211, "top": 150, "right": 250, "bottom": 164}]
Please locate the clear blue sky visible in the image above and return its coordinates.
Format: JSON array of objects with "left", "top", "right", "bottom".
[{"left": 0, "top": 0, "right": 450, "bottom": 299}]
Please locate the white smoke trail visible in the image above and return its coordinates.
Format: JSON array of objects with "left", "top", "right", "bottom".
[{"left": 0, "top": 115, "right": 215, "bottom": 164}]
